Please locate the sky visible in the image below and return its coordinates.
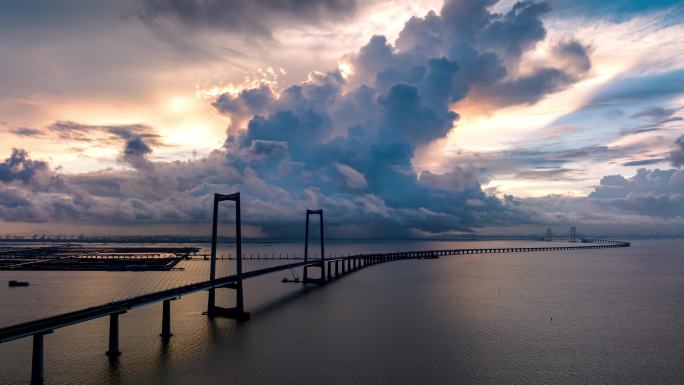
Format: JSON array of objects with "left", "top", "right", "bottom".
[{"left": 0, "top": 0, "right": 683, "bottom": 238}]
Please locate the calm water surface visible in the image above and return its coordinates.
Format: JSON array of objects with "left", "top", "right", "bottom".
[{"left": 1, "top": 240, "right": 683, "bottom": 384}]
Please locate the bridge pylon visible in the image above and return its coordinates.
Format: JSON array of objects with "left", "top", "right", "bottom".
[
  {"left": 206, "top": 192, "right": 249, "bottom": 320},
  {"left": 303, "top": 209, "right": 325, "bottom": 284},
  {"left": 570, "top": 226, "right": 577, "bottom": 242}
]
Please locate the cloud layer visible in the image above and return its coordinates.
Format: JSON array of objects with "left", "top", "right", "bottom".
[
  {"left": 135, "top": 0, "right": 361, "bottom": 38},
  {"left": 4, "top": 0, "right": 683, "bottom": 238}
]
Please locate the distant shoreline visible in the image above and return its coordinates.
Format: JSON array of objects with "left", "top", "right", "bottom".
[{"left": 0, "top": 236, "right": 678, "bottom": 244}]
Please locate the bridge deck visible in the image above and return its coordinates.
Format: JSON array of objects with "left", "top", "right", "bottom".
[{"left": 0, "top": 240, "right": 630, "bottom": 344}]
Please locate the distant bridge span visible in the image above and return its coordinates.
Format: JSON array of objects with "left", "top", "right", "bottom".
[{"left": 0, "top": 192, "right": 631, "bottom": 385}]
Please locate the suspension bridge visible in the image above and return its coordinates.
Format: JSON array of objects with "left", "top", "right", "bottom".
[{"left": 0, "top": 193, "right": 630, "bottom": 384}]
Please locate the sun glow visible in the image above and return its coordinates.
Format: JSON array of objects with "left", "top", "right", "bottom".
[
  {"left": 195, "top": 67, "right": 284, "bottom": 99},
  {"left": 165, "top": 96, "right": 192, "bottom": 113},
  {"left": 338, "top": 60, "right": 354, "bottom": 79},
  {"left": 485, "top": 178, "right": 588, "bottom": 197}
]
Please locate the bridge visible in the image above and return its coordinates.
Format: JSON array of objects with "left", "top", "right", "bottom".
[{"left": 0, "top": 193, "right": 631, "bottom": 384}]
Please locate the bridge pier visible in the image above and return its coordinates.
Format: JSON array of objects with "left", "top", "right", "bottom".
[
  {"left": 160, "top": 299, "right": 173, "bottom": 338},
  {"left": 30, "top": 332, "right": 50, "bottom": 385},
  {"left": 106, "top": 312, "right": 124, "bottom": 357}
]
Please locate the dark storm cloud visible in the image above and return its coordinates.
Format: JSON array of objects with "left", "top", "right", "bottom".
[
  {"left": 0, "top": 149, "right": 49, "bottom": 185},
  {"left": 590, "top": 168, "right": 684, "bottom": 199},
  {"left": 386, "top": 0, "right": 591, "bottom": 110},
  {"left": 8, "top": 127, "right": 45, "bottom": 137},
  {"left": 213, "top": 85, "right": 276, "bottom": 130},
  {"left": 587, "top": 168, "right": 684, "bottom": 217},
  {"left": 477, "top": 0, "right": 552, "bottom": 58},
  {"left": 207, "top": 0, "right": 590, "bottom": 236},
  {"left": 552, "top": 39, "right": 592, "bottom": 73},
  {"left": 622, "top": 158, "right": 665, "bottom": 167},
  {"left": 477, "top": 67, "right": 573, "bottom": 106},
  {"left": 469, "top": 39, "right": 591, "bottom": 107},
  {"left": 0, "top": 148, "right": 224, "bottom": 225},
  {"left": 418, "top": 167, "right": 483, "bottom": 192},
  {"left": 122, "top": 136, "right": 154, "bottom": 170},
  {"left": 671, "top": 135, "right": 684, "bottom": 168},
  {"left": 135, "top": 0, "right": 360, "bottom": 37}
]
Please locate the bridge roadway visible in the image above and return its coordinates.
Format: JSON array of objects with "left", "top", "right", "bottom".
[
  {"left": 0, "top": 239, "right": 629, "bottom": 343},
  {"left": 0, "top": 239, "right": 630, "bottom": 384}
]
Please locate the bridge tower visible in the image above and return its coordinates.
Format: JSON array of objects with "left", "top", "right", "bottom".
[
  {"left": 207, "top": 192, "right": 249, "bottom": 320},
  {"left": 545, "top": 227, "right": 553, "bottom": 241},
  {"left": 570, "top": 226, "right": 577, "bottom": 242},
  {"left": 303, "top": 209, "right": 325, "bottom": 284}
]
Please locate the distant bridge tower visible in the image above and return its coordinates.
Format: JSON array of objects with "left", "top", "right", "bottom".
[
  {"left": 545, "top": 227, "right": 553, "bottom": 241},
  {"left": 570, "top": 226, "right": 577, "bottom": 242},
  {"left": 303, "top": 209, "right": 325, "bottom": 284}
]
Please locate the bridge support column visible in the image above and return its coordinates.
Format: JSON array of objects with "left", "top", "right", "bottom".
[
  {"left": 160, "top": 299, "right": 173, "bottom": 338},
  {"left": 106, "top": 313, "right": 123, "bottom": 357},
  {"left": 31, "top": 332, "right": 49, "bottom": 385}
]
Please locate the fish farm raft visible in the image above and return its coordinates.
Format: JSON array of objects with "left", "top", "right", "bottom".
[{"left": 0, "top": 246, "right": 200, "bottom": 271}]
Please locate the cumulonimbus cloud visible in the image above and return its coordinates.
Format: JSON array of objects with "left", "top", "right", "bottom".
[
  {"left": 0, "top": 0, "right": 601, "bottom": 237},
  {"left": 671, "top": 134, "right": 684, "bottom": 168}
]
